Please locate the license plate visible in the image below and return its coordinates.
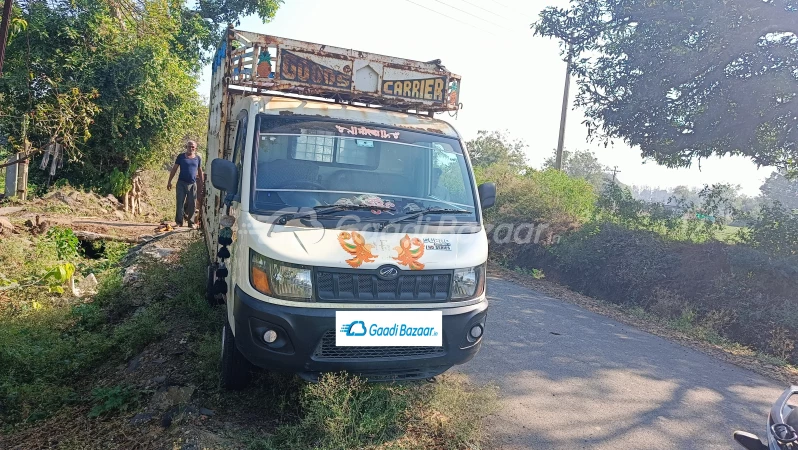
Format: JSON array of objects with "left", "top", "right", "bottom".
[{"left": 335, "top": 311, "right": 442, "bottom": 347}]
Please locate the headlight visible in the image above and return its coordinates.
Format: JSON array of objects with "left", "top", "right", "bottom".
[
  {"left": 250, "top": 250, "right": 313, "bottom": 301},
  {"left": 452, "top": 264, "right": 485, "bottom": 300}
]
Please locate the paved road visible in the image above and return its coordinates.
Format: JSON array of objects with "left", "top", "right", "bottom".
[{"left": 457, "top": 277, "right": 785, "bottom": 450}]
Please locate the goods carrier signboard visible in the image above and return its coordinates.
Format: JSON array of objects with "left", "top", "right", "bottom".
[{"left": 224, "top": 29, "right": 462, "bottom": 113}]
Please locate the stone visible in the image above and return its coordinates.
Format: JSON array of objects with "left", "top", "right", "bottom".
[
  {"left": 149, "top": 385, "right": 195, "bottom": 411},
  {"left": 123, "top": 265, "right": 140, "bottom": 285},
  {"left": 0, "top": 216, "right": 14, "bottom": 235},
  {"left": 199, "top": 408, "right": 215, "bottom": 417},
  {"left": 141, "top": 248, "right": 177, "bottom": 260},
  {"left": 160, "top": 406, "right": 179, "bottom": 428},
  {"left": 129, "top": 412, "right": 154, "bottom": 426},
  {"left": 53, "top": 191, "right": 75, "bottom": 206},
  {"left": 126, "top": 354, "right": 142, "bottom": 373},
  {"left": 106, "top": 194, "right": 120, "bottom": 204},
  {"left": 77, "top": 273, "right": 98, "bottom": 295}
]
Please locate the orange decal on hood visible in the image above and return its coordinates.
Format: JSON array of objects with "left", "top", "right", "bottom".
[
  {"left": 393, "top": 234, "right": 425, "bottom": 270},
  {"left": 338, "top": 232, "right": 377, "bottom": 268}
]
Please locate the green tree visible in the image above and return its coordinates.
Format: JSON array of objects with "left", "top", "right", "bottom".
[
  {"left": 533, "top": 0, "right": 798, "bottom": 173},
  {"left": 0, "top": 0, "right": 282, "bottom": 193},
  {"left": 760, "top": 171, "right": 798, "bottom": 211},
  {"left": 543, "top": 148, "right": 608, "bottom": 191},
  {"left": 742, "top": 202, "right": 798, "bottom": 256},
  {"left": 466, "top": 130, "right": 528, "bottom": 170}
]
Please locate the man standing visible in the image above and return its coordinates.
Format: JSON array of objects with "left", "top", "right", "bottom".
[{"left": 167, "top": 141, "right": 203, "bottom": 228}]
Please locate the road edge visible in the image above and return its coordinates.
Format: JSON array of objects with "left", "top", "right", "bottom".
[{"left": 487, "top": 262, "right": 798, "bottom": 387}]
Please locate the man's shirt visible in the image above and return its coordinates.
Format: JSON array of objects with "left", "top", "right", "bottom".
[{"left": 176, "top": 153, "right": 202, "bottom": 183}]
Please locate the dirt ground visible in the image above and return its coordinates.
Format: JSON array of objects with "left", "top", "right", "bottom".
[{"left": 1, "top": 179, "right": 194, "bottom": 243}]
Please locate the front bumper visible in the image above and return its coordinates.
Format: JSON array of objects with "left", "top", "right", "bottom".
[{"left": 231, "top": 285, "right": 488, "bottom": 381}]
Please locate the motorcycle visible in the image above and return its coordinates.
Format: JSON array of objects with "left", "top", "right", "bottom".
[{"left": 734, "top": 386, "right": 798, "bottom": 450}]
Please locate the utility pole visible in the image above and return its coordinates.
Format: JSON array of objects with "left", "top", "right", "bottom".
[
  {"left": 0, "top": 0, "right": 11, "bottom": 76},
  {"left": 611, "top": 166, "right": 621, "bottom": 184},
  {"left": 555, "top": 44, "right": 572, "bottom": 171}
]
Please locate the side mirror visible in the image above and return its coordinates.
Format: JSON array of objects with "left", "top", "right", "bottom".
[
  {"left": 732, "top": 431, "right": 767, "bottom": 450},
  {"left": 478, "top": 182, "right": 496, "bottom": 209},
  {"left": 211, "top": 158, "right": 239, "bottom": 195}
]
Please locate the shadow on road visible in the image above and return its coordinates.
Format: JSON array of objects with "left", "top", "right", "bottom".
[{"left": 457, "top": 277, "right": 782, "bottom": 450}]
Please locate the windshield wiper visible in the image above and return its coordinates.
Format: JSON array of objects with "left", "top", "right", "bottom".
[
  {"left": 379, "top": 207, "right": 471, "bottom": 229},
  {"left": 276, "top": 204, "right": 395, "bottom": 225}
]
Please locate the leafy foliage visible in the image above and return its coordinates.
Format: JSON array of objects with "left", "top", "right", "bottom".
[
  {"left": 595, "top": 182, "right": 738, "bottom": 242},
  {"left": 760, "top": 170, "right": 798, "bottom": 211},
  {"left": 740, "top": 201, "right": 798, "bottom": 256},
  {"left": 466, "top": 130, "right": 528, "bottom": 170},
  {"left": 542, "top": 148, "right": 608, "bottom": 191},
  {"left": 46, "top": 226, "right": 80, "bottom": 261},
  {"left": 0, "top": 0, "right": 281, "bottom": 192},
  {"left": 88, "top": 385, "right": 140, "bottom": 418},
  {"left": 478, "top": 163, "right": 596, "bottom": 238},
  {"left": 534, "top": 0, "right": 798, "bottom": 172}
]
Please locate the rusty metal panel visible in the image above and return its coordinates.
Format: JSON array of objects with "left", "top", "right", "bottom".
[{"left": 225, "top": 29, "right": 462, "bottom": 114}]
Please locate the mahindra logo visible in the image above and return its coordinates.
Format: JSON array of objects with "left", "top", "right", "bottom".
[{"left": 377, "top": 265, "right": 400, "bottom": 280}]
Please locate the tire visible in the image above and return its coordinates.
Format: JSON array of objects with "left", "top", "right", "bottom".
[
  {"left": 205, "top": 264, "right": 217, "bottom": 307},
  {"left": 220, "top": 322, "right": 252, "bottom": 390}
]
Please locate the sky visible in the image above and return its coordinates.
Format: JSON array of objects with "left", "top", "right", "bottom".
[{"left": 197, "top": 0, "right": 776, "bottom": 197}]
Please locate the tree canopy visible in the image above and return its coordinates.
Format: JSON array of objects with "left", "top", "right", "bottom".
[
  {"left": 465, "top": 130, "right": 528, "bottom": 170},
  {"left": 543, "top": 148, "right": 608, "bottom": 191},
  {"left": 534, "top": 0, "right": 798, "bottom": 173},
  {"left": 0, "top": 0, "right": 282, "bottom": 193},
  {"left": 760, "top": 170, "right": 798, "bottom": 210}
]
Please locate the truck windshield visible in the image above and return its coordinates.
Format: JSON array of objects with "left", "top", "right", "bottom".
[{"left": 251, "top": 116, "right": 478, "bottom": 227}]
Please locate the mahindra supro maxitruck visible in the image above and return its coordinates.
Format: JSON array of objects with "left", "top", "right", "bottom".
[{"left": 202, "top": 27, "right": 496, "bottom": 388}]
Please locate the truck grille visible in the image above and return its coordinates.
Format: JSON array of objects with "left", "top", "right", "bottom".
[
  {"left": 313, "top": 330, "right": 445, "bottom": 360},
  {"left": 316, "top": 269, "right": 451, "bottom": 302}
]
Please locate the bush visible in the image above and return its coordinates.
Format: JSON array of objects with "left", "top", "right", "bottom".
[
  {"left": 549, "top": 222, "right": 674, "bottom": 304},
  {"left": 266, "top": 374, "right": 406, "bottom": 450},
  {"left": 594, "top": 182, "right": 736, "bottom": 242},
  {"left": 741, "top": 201, "right": 798, "bottom": 256},
  {"left": 478, "top": 164, "right": 596, "bottom": 244}
]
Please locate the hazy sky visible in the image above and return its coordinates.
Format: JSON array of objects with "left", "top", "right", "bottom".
[{"left": 197, "top": 0, "right": 776, "bottom": 197}]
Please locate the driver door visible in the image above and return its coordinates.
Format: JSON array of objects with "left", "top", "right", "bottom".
[{"left": 226, "top": 110, "right": 248, "bottom": 308}]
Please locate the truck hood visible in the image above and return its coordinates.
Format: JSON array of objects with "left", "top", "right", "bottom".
[{"left": 242, "top": 213, "right": 488, "bottom": 270}]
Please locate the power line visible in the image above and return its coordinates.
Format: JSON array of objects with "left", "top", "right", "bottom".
[
  {"left": 483, "top": 0, "right": 536, "bottom": 21},
  {"left": 404, "top": 0, "right": 498, "bottom": 37},
  {"left": 457, "top": 0, "right": 513, "bottom": 21},
  {"left": 431, "top": 0, "right": 504, "bottom": 29}
]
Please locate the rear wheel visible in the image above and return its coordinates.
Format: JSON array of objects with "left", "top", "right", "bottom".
[{"left": 220, "top": 322, "right": 252, "bottom": 390}]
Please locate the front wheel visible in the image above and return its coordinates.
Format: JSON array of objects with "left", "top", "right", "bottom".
[{"left": 220, "top": 322, "right": 252, "bottom": 390}]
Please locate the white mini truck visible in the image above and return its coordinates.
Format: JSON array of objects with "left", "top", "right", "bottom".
[{"left": 203, "top": 27, "right": 496, "bottom": 388}]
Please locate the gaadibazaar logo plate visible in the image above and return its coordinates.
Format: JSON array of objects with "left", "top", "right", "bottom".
[{"left": 335, "top": 311, "right": 442, "bottom": 347}]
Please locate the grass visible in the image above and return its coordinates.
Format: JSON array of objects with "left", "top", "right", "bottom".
[
  {"left": 716, "top": 225, "right": 744, "bottom": 243},
  {"left": 238, "top": 372, "right": 497, "bottom": 450},
  {"left": 1, "top": 222, "right": 497, "bottom": 449},
  {"left": 0, "top": 225, "right": 211, "bottom": 428},
  {"left": 139, "top": 168, "right": 177, "bottom": 222}
]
